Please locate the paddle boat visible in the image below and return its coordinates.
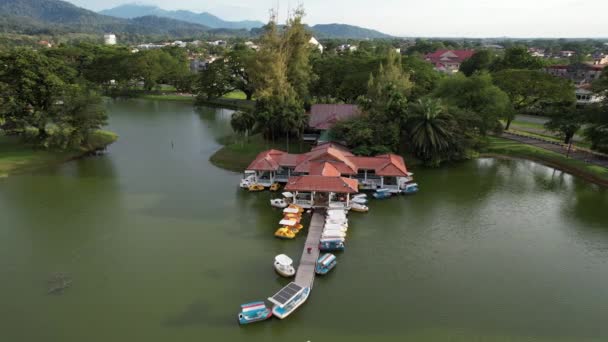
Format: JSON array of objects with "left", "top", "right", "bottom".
[
  {"left": 269, "top": 183, "right": 281, "bottom": 192},
  {"left": 352, "top": 196, "right": 368, "bottom": 205},
  {"left": 274, "top": 254, "right": 296, "bottom": 278},
  {"left": 270, "top": 198, "right": 288, "bottom": 208},
  {"left": 322, "top": 231, "right": 346, "bottom": 239},
  {"left": 319, "top": 239, "right": 345, "bottom": 252},
  {"left": 248, "top": 184, "right": 265, "bottom": 192},
  {"left": 269, "top": 282, "right": 310, "bottom": 319},
  {"left": 239, "top": 171, "right": 257, "bottom": 189},
  {"left": 315, "top": 253, "right": 337, "bottom": 275},
  {"left": 274, "top": 227, "right": 296, "bottom": 239},
  {"left": 283, "top": 207, "right": 300, "bottom": 215},
  {"left": 324, "top": 223, "right": 348, "bottom": 232},
  {"left": 350, "top": 202, "right": 369, "bottom": 213},
  {"left": 238, "top": 301, "right": 273, "bottom": 325},
  {"left": 372, "top": 188, "right": 392, "bottom": 199},
  {"left": 402, "top": 183, "right": 419, "bottom": 195}
]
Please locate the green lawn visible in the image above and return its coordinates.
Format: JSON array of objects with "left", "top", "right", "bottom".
[
  {"left": 140, "top": 94, "right": 196, "bottom": 102},
  {"left": 482, "top": 136, "right": 608, "bottom": 185},
  {"left": 0, "top": 130, "right": 118, "bottom": 178},
  {"left": 210, "top": 134, "right": 310, "bottom": 172},
  {"left": 222, "top": 90, "right": 248, "bottom": 100}
]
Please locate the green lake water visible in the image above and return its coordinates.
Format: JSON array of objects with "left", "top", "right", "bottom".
[{"left": 1, "top": 99, "right": 608, "bottom": 342}]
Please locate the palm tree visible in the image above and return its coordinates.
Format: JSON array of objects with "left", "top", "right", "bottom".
[{"left": 405, "top": 98, "right": 460, "bottom": 165}]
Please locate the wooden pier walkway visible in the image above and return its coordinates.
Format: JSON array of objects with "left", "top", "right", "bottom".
[{"left": 294, "top": 210, "right": 325, "bottom": 288}]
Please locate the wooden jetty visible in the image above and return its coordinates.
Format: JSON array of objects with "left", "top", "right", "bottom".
[{"left": 294, "top": 210, "right": 325, "bottom": 288}]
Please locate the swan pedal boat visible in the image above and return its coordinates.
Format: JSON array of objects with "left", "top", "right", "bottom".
[{"left": 248, "top": 184, "right": 265, "bottom": 192}]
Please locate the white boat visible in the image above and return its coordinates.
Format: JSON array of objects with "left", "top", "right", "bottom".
[
  {"left": 269, "top": 283, "right": 310, "bottom": 319},
  {"left": 353, "top": 193, "right": 367, "bottom": 199},
  {"left": 320, "top": 237, "right": 345, "bottom": 243},
  {"left": 350, "top": 202, "right": 369, "bottom": 213},
  {"left": 283, "top": 207, "right": 300, "bottom": 214},
  {"left": 280, "top": 218, "right": 299, "bottom": 227},
  {"left": 352, "top": 197, "right": 367, "bottom": 205},
  {"left": 274, "top": 254, "right": 295, "bottom": 278},
  {"left": 322, "top": 231, "right": 347, "bottom": 239},
  {"left": 324, "top": 223, "right": 348, "bottom": 232},
  {"left": 240, "top": 171, "right": 257, "bottom": 188},
  {"left": 324, "top": 227, "right": 347, "bottom": 234},
  {"left": 271, "top": 198, "right": 288, "bottom": 208},
  {"left": 326, "top": 218, "right": 348, "bottom": 226}
]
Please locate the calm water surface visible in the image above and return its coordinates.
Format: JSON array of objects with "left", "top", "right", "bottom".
[{"left": 1, "top": 99, "right": 608, "bottom": 341}]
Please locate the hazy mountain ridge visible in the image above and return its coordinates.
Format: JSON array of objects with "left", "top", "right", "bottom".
[
  {"left": 0, "top": 0, "right": 211, "bottom": 36},
  {"left": 99, "top": 4, "right": 265, "bottom": 30}
]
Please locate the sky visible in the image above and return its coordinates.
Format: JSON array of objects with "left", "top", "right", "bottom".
[{"left": 68, "top": 0, "right": 608, "bottom": 38}]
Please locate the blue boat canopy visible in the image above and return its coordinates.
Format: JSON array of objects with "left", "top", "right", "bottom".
[{"left": 318, "top": 253, "right": 336, "bottom": 267}]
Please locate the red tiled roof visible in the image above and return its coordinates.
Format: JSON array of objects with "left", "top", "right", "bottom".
[
  {"left": 347, "top": 154, "right": 408, "bottom": 177},
  {"left": 308, "top": 162, "right": 341, "bottom": 177},
  {"left": 284, "top": 176, "right": 359, "bottom": 193},
  {"left": 246, "top": 150, "right": 284, "bottom": 171},
  {"left": 425, "top": 50, "right": 475, "bottom": 64},
  {"left": 308, "top": 104, "right": 362, "bottom": 130},
  {"left": 246, "top": 144, "right": 408, "bottom": 177}
]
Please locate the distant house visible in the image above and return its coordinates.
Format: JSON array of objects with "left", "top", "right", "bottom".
[
  {"left": 424, "top": 50, "right": 475, "bottom": 74},
  {"left": 545, "top": 64, "right": 605, "bottom": 84},
  {"left": 104, "top": 34, "right": 117, "bottom": 46},
  {"left": 38, "top": 40, "right": 52, "bottom": 48},
  {"left": 190, "top": 56, "right": 217, "bottom": 73},
  {"left": 308, "top": 104, "right": 362, "bottom": 131},
  {"left": 209, "top": 40, "right": 227, "bottom": 46},
  {"left": 576, "top": 85, "right": 604, "bottom": 105},
  {"left": 309, "top": 37, "right": 323, "bottom": 53},
  {"left": 559, "top": 50, "right": 576, "bottom": 58},
  {"left": 244, "top": 41, "right": 260, "bottom": 50},
  {"left": 337, "top": 44, "right": 357, "bottom": 53}
]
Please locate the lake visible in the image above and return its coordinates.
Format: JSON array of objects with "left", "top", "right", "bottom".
[{"left": 1, "top": 99, "right": 608, "bottom": 341}]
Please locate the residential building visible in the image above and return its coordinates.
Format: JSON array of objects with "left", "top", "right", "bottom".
[
  {"left": 576, "top": 85, "right": 604, "bottom": 105},
  {"left": 244, "top": 41, "right": 260, "bottom": 50},
  {"left": 337, "top": 44, "right": 357, "bottom": 52},
  {"left": 545, "top": 63, "right": 605, "bottom": 84},
  {"left": 189, "top": 56, "right": 217, "bottom": 73},
  {"left": 104, "top": 34, "right": 117, "bottom": 46},
  {"left": 309, "top": 37, "right": 324, "bottom": 53},
  {"left": 306, "top": 104, "right": 362, "bottom": 144},
  {"left": 559, "top": 50, "right": 576, "bottom": 58},
  {"left": 424, "top": 49, "right": 475, "bottom": 74}
]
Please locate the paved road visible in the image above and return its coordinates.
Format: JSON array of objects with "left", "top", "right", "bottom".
[{"left": 501, "top": 132, "right": 608, "bottom": 168}]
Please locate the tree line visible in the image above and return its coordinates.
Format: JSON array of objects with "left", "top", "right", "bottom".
[{"left": 200, "top": 13, "right": 607, "bottom": 165}]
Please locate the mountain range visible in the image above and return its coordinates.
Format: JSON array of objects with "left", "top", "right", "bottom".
[
  {"left": 0, "top": 0, "right": 393, "bottom": 39},
  {"left": 99, "top": 4, "right": 264, "bottom": 30}
]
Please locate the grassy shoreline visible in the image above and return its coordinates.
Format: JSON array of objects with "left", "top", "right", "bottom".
[
  {"left": 0, "top": 130, "right": 118, "bottom": 178},
  {"left": 482, "top": 136, "right": 608, "bottom": 187},
  {"left": 138, "top": 90, "right": 255, "bottom": 110}
]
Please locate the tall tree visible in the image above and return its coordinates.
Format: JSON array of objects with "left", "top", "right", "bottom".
[
  {"left": 459, "top": 49, "right": 494, "bottom": 76},
  {"left": 434, "top": 72, "right": 511, "bottom": 135},
  {"left": 493, "top": 69, "right": 575, "bottom": 130},
  {"left": 491, "top": 46, "right": 545, "bottom": 71},
  {"left": 284, "top": 7, "right": 314, "bottom": 101},
  {"left": 405, "top": 98, "right": 465, "bottom": 165},
  {"left": 544, "top": 106, "right": 587, "bottom": 144}
]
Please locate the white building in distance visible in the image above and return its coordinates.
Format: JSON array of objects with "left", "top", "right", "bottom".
[
  {"left": 104, "top": 34, "right": 117, "bottom": 46},
  {"left": 309, "top": 37, "right": 323, "bottom": 53}
]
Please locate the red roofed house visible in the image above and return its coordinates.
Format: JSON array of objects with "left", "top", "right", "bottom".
[
  {"left": 241, "top": 143, "right": 414, "bottom": 208},
  {"left": 424, "top": 50, "right": 475, "bottom": 74}
]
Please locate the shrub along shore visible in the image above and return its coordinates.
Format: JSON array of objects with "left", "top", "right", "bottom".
[{"left": 0, "top": 131, "right": 117, "bottom": 178}]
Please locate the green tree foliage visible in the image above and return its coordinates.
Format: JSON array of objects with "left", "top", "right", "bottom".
[
  {"left": 196, "top": 59, "right": 233, "bottom": 100},
  {"left": 434, "top": 73, "right": 510, "bottom": 135},
  {"left": 493, "top": 69, "right": 575, "bottom": 129},
  {"left": 405, "top": 98, "right": 467, "bottom": 165},
  {"left": 491, "top": 46, "right": 545, "bottom": 71},
  {"left": 0, "top": 48, "right": 107, "bottom": 149},
  {"left": 459, "top": 49, "right": 494, "bottom": 76},
  {"left": 284, "top": 7, "right": 314, "bottom": 100},
  {"left": 544, "top": 106, "right": 588, "bottom": 144},
  {"left": 401, "top": 55, "right": 443, "bottom": 101}
]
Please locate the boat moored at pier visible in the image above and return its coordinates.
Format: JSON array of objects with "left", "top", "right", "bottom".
[
  {"left": 274, "top": 254, "right": 296, "bottom": 278},
  {"left": 315, "top": 253, "right": 337, "bottom": 275},
  {"left": 238, "top": 301, "right": 273, "bottom": 325},
  {"left": 269, "top": 282, "right": 310, "bottom": 319}
]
